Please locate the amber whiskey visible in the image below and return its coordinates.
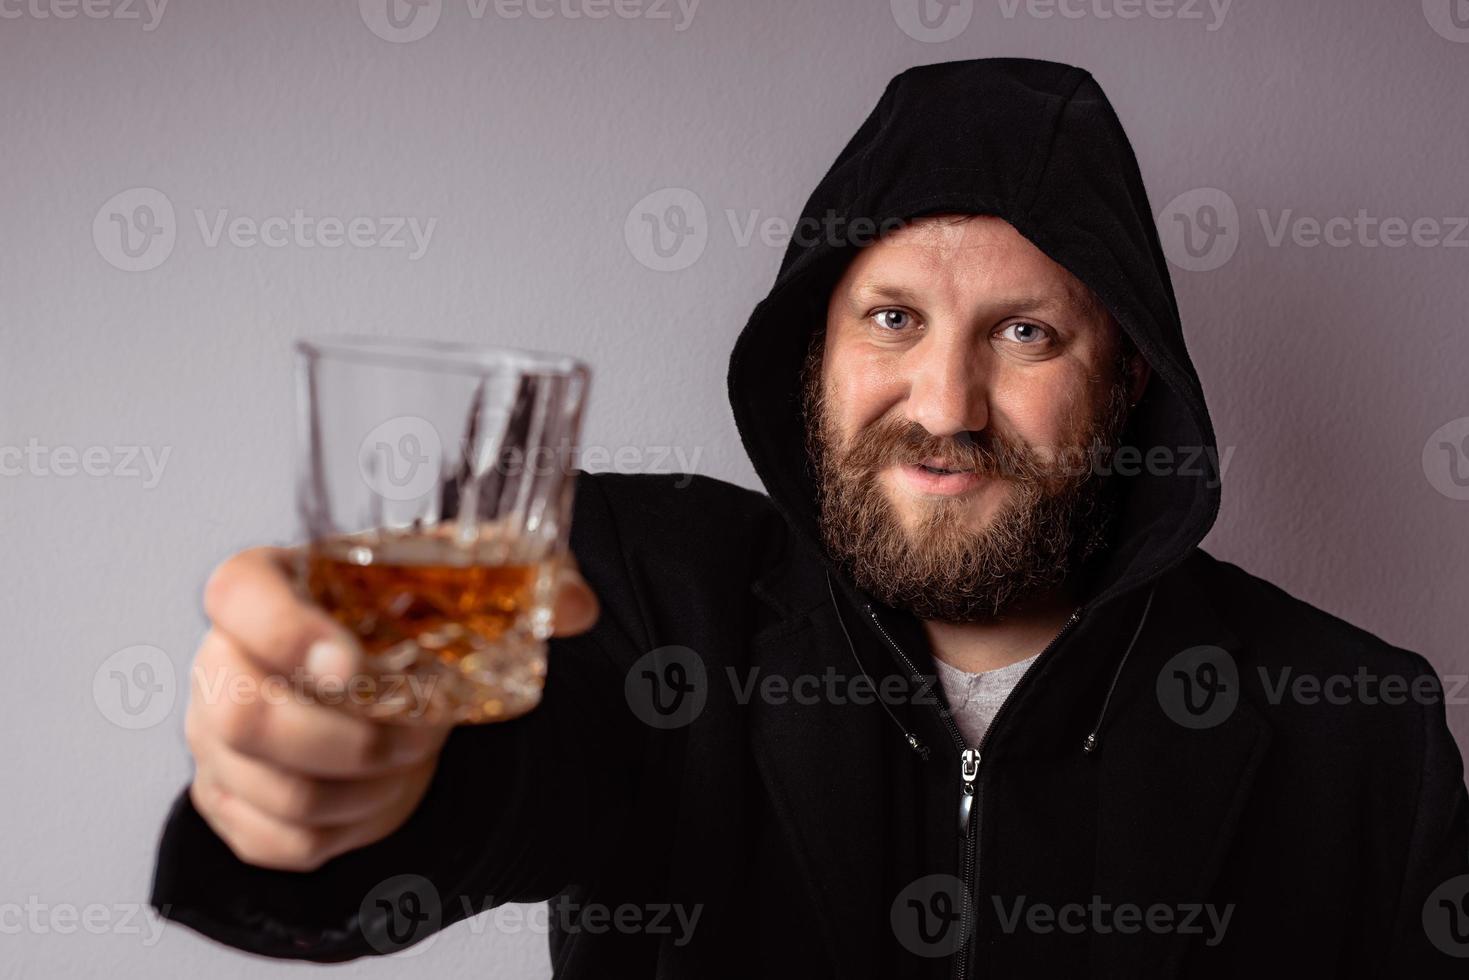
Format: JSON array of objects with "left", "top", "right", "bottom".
[{"left": 301, "top": 526, "right": 553, "bottom": 724}]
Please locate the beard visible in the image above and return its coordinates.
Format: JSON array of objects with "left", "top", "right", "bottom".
[{"left": 800, "top": 337, "right": 1134, "bottom": 624}]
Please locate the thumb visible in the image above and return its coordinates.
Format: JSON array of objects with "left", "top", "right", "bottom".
[
  {"left": 550, "top": 555, "right": 600, "bottom": 637},
  {"left": 204, "top": 545, "right": 365, "bottom": 691}
]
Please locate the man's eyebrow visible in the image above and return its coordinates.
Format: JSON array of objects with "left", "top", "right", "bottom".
[
  {"left": 847, "top": 282, "right": 927, "bottom": 306},
  {"left": 847, "top": 281, "right": 1091, "bottom": 317}
]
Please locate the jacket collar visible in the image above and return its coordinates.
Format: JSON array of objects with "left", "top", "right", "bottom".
[{"left": 745, "top": 542, "right": 1269, "bottom": 974}]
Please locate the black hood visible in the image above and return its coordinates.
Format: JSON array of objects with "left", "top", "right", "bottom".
[{"left": 726, "top": 57, "right": 1221, "bottom": 615}]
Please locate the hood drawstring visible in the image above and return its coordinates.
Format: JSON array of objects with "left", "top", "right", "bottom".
[
  {"left": 826, "top": 570, "right": 1159, "bottom": 761},
  {"left": 1082, "top": 582, "right": 1158, "bottom": 756},
  {"left": 825, "top": 571, "right": 931, "bottom": 761}
]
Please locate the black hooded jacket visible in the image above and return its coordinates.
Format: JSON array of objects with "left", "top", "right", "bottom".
[{"left": 150, "top": 58, "right": 1469, "bottom": 977}]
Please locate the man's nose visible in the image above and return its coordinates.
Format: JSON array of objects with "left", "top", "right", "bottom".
[{"left": 904, "top": 337, "right": 990, "bottom": 438}]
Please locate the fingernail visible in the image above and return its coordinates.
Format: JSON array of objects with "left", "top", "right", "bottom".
[{"left": 306, "top": 637, "right": 360, "bottom": 688}]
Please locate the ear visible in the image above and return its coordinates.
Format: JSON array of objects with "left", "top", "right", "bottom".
[
  {"left": 1127, "top": 349, "right": 1151, "bottom": 406},
  {"left": 1108, "top": 318, "right": 1151, "bottom": 407}
]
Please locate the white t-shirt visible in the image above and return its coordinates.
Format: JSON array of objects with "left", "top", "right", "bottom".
[{"left": 932, "top": 652, "right": 1040, "bottom": 748}]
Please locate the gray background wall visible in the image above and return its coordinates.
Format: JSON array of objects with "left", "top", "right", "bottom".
[{"left": 3, "top": 0, "right": 1467, "bottom": 976}]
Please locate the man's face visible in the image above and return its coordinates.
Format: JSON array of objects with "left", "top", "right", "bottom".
[{"left": 802, "top": 214, "right": 1146, "bottom": 623}]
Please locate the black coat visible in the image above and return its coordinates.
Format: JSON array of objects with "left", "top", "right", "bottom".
[{"left": 150, "top": 58, "right": 1469, "bottom": 977}]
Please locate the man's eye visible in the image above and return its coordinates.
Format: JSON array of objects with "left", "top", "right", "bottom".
[
  {"left": 999, "top": 321, "right": 1051, "bottom": 345},
  {"left": 870, "top": 309, "right": 913, "bottom": 332}
]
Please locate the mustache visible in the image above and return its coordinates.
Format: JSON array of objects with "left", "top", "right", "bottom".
[
  {"left": 797, "top": 334, "right": 1135, "bottom": 491},
  {"left": 838, "top": 418, "right": 1055, "bottom": 482}
]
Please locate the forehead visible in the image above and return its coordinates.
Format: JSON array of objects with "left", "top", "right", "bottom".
[{"left": 834, "top": 214, "right": 1104, "bottom": 318}]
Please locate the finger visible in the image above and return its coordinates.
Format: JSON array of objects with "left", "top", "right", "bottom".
[
  {"left": 550, "top": 557, "right": 599, "bottom": 637},
  {"left": 200, "top": 737, "right": 436, "bottom": 828},
  {"left": 191, "top": 761, "right": 436, "bottom": 873},
  {"left": 203, "top": 546, "right": 363, "bottom": 687},
  {"left": 190, "top": 630, "right": 450, "bottom": 780}
]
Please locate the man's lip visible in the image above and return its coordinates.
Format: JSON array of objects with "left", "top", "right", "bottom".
[
  {"left": 892, "top": 462, "right": 986, "bottom": 496},
  {"left": 915, "top": 457, "right": 972, "bottom": 473}
]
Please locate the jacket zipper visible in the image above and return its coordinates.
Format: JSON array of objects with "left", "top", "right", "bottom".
[{"left": 865, "top": 603, "right": 1083, "bottom": 980}]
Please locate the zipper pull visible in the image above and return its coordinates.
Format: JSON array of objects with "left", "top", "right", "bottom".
[
  {"left": 905, "top": 733, "right": 931, "bottom": 760},
  {"left": 959, "top": 748, "right": 981, "bottom": 835}
]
